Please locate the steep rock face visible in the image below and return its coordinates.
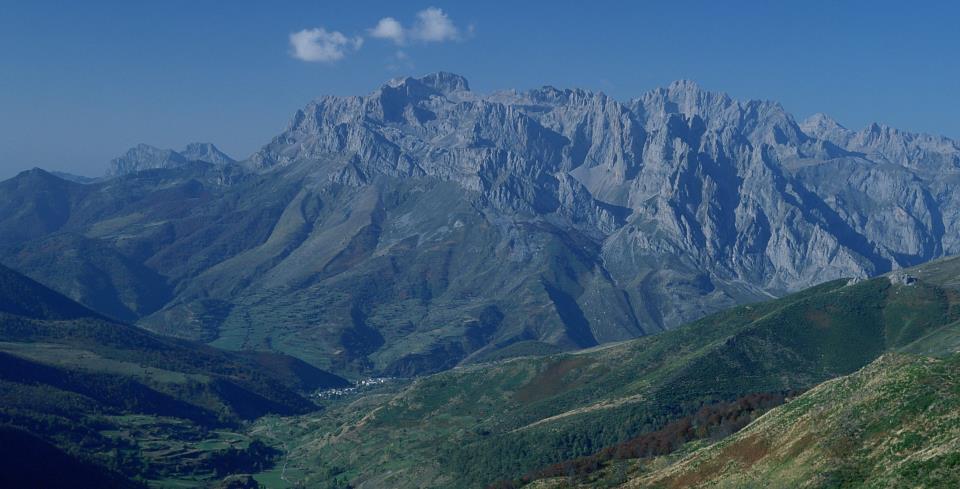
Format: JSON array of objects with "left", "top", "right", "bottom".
[
  {"left": 242, "top": 74, "right": 960, "bottom": 330},
  {"left": 799, "top": 113, "right": 960, "bottom": 257},
  {"left": 2, "top": 73, "right": 959, "bottom": 376}
]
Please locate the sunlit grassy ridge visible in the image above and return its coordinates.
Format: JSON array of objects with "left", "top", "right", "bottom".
[{"left": 620, "top": 352, "right": 960, "bottom": 488}]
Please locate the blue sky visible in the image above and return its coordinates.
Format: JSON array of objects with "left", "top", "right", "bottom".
[{"left": 1, "top": 1, "right": 958, "bottom": 178}]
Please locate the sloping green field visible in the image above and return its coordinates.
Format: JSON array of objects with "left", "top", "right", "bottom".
[{"left": 625, "top": 352, "right": 960, "bottom": 488}]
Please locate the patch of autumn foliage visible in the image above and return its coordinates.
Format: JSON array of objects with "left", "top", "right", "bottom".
[{"left": 488, "top": 391, "right": 797, "bottom": 488}]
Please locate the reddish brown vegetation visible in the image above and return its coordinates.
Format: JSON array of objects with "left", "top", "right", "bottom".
[
  {"left": 488, "top": 391, "right": 795, "bottom": 488},
  {"left": 664, "top": 434, "right": 771, "bottom": 489}
]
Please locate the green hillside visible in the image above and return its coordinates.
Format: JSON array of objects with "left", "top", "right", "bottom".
[
  {"left": 0, "top": 262, "right": 103, "bottom": 320},
  {"left": 0, "top": 426, "right": 146, "bottom": 489},
  {"left": 1, "top": 232, "right": 173, "bottom": 322},
  {"left": 616, "top": 352, "right": 960, "bottom": 488},
  {"left": 0, "top": 263, "right": 348, "bottom": 487},
  {"left": 257, "top": 256, "right": 960, "bottom": 488}
]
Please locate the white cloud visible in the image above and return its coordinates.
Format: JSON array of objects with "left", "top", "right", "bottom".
[
  {"left": 411, "top": 7, "right": 459, "bottom": 42},
  {"left": 289, "top": 7, "right": 467, "bottom": 65},
  {"left": 289, "top": 28, "right": 362, "bottom": 63},
  {"left": 370, "top": 17, "right": 405, "bottom": 44},
  {"left": 369, "top": 7, "right": 463, "bottom": 46}
]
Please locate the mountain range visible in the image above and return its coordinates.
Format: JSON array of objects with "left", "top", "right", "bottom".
[{"left": 2, "top": 72, "right": 959, "bottom": 377}]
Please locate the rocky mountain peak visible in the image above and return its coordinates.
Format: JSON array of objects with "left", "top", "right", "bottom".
[
  {"left": 181, "top": 142, "right": 236, "bottom": 166},
  {"left": 107, "top": 142, "right": 235, "bottom": 177},
  {"left": 107, "top": 144, "right": 186, "bottom": 177},
  {"left": 860, "top": 121, "right": 898, "bottom": 143},
  {"left": 801, "top": 113, "right": 847, "bottom": 134},
  {"left": 663, "top": 79, "right": 726, "bottom": 107},
  {"left": 417, "top": 71, "right": 471, "bottom": 93},
  {"left": 799, "top": 113, "right": 855, "bottom": 151},
  {"left": 635, "top": 80, "right": 734, "bottom": 125},
  {"left": 666, "top": 78, "right": 703, "bottom": 96},
  {"left": 524, "top": 85, "right": 608, "bottom": 107},
  {"left": 382, "top": 71, "right": 471, "bottom": 97}
]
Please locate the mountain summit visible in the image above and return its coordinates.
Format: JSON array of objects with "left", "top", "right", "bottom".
[
  {"left": 386, "top": 71, "right": 471, "bottom": 93},
  {"left": 3, "top": 72, "right": 960, "bottom": 376}
]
